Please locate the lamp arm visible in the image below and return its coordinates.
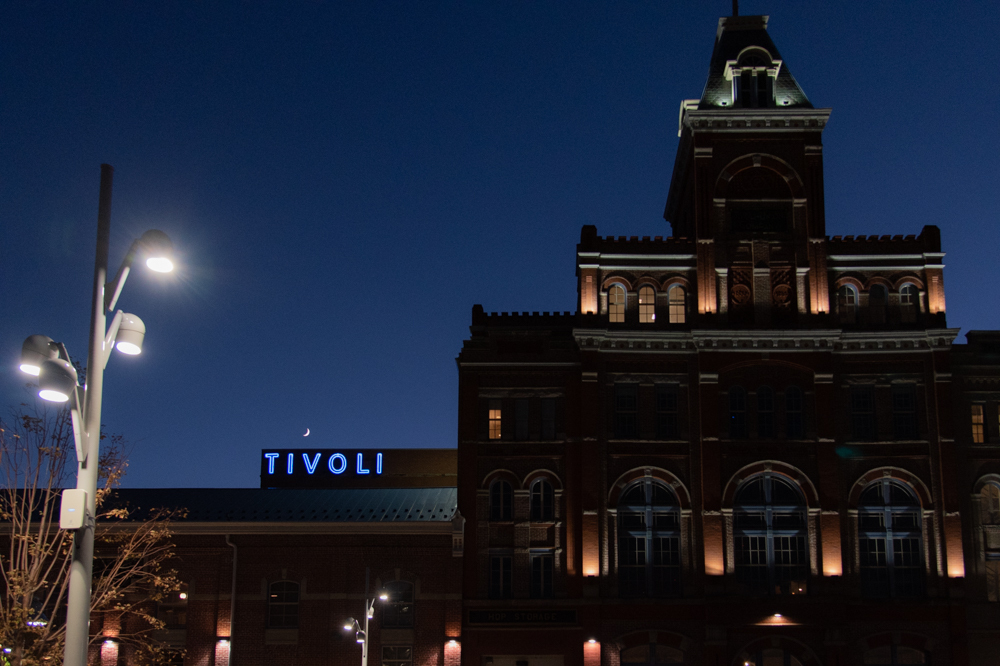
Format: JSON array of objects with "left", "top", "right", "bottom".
[
  {"left": 104, "top": 240, "right": 140, "bottom": 312},
  {"left": 102, "top": 311, "right": 124, "bottom": 370},
  {"left": 69, "top": 392, "right": 87, "bottom": 464}
]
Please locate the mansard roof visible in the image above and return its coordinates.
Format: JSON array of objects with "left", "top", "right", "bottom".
[{"left": 698, "top": 15, "right": 812, "bottom": 110}]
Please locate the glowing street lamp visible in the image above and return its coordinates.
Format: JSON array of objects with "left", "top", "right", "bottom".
[
  {"left": 342, "top": 568, "right": 390, "bottom": 666},
  {"left": 17, "top": 165, "right": 175, "bottom": 666}
]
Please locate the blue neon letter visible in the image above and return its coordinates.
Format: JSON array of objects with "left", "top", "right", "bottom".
[
  {"left": 376, "top": 452, "right": 383, "bottom": 475},
  {"left": 287, "top": 453, "right": 294, "bottom": 474},
  {"left": 328, "top": 453, "right": 347, "bottom": 474},
  {"left": 303, "top": 452, "right": 321, "bottom": 474},
  {"left": 264, "top": 453, "right": 280, "bottom": 475},
  {"left": 357, "top": 452, "right": 370, "bottom": 475}
]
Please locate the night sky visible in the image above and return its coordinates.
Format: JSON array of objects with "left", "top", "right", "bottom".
[{"left": 2, "top": 2, "right": 998, "bottom": 488}]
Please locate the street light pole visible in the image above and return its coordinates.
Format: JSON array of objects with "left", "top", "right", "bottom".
[
  {"left": 362, "top": 567, "right": 370, "bottom": 666},
  {"left": 62, "top": 163, "right": 114, "bottom": 666}
]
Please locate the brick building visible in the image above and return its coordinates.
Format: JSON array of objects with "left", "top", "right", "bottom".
[{"left": 102, "top": 12, "right": 1000, "bottom": 666}]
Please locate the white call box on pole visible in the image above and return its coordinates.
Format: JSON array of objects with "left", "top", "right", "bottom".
[{"left": 60, "top": 489, "right": 88, "bottom": 530}]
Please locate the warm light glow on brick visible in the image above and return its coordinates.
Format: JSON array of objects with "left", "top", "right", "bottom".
[
  {"left": 946, "top": 515, "right": 965, "bottom": 577},
  {"left": 215, "top": 639, "right": 231, "bottom": 666},
  {"left": 584, "top": 639, "right": 601, "bottom": 666},
  {"left": 820, "top": 513, "right": 843, "bottom": 576},
  {"left": 582, "top": 513, "right": 599, "bottom": 576},
  {"left": 703, "top": 513, "right": 724, "bottom": 575},
  {"left": 101, "top": 640, "right": 119, "bottom": 666},
  {"left": 445, "top": 638, "right": 462, "bottom": 666}
]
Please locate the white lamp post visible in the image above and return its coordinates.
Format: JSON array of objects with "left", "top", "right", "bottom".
[
  {"left": 18, "top": 164, "right": 175, "bottom": 666},
  {"left": 343, "top": 568, "right": 388, "bottom": 666}
]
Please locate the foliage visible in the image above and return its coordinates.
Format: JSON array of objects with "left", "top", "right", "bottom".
[{"left": 0, "top": 400, "right": 184, "bottom": 666}]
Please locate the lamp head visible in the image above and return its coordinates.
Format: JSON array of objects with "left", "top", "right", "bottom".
[
  {"left": 356, "top": 630, "right": 366, "bottom": 644},
  {"left": 115, "top": 313, "right": 145, "bottom": 355},
  {"left": 379, "top": 592, "right": 389, "bottom": 601},
  {"left": 20, "top": 335, "right": 58, "bottom": 376},
  {"left": 343, "top": 618, "right": 356, "bottom": 631},
  {"left": 38, "top": 358, "right": 78, "bottom": 403},
  {"left": 139, "top": 229, "right": 174, "bottom": 273}
]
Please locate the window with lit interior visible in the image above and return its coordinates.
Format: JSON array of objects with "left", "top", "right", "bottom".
[
  {"left": 971, "top": 404, "right": 985, "bottom": 443},
  {"left": 668, "top": 286, "right": 686, "bottom": 324},
  {"left": 733, "top": 473, "right": 808, "bottom": 596},
  {"left": 267, "top": 580, "right": 299, "bottom": 628},
  {"left": 608, "top": 284, "right": 626, "bottom": 323},
  {"left": 639, "top": 285, "right": 656, "bottom": 323},
  {"left": 617, "top": 479, "right": 681, "bottom": 597},
  {"left": 488, "top": 400, "right": 502, "bottom": 440},
  {"left": 858, "top": 479, "right": 924, "bottom": 598}
]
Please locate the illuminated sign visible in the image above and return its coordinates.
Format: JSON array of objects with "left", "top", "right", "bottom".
[{"left": 260, "top": 449, "right": 458, "bottom": 489}]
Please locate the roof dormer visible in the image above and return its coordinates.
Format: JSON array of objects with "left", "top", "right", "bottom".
[{"left": 723, "top": 47, "right": 782, "bottom": 108}]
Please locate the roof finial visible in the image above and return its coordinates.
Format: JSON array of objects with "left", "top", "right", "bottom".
[{"left": 732, "top": 0, "right": 739, "bottom": 16}]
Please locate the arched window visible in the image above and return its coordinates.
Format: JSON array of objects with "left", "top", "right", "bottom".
[
  {"left": 639, "top": 285, "right": 656, "bottom": 324},
  {"left": 733, "top": 474, "right": 808, "bottom": 595},
  {"left": 617, "top": 479, "right": 681, "bottom": 597},
  {"left": 530, "top": 478, "right": 555, "bottom": 521},
  {"left": 381, "top": 580, "right": 414, "bottom": 628},
  {"left": 757, "top": 386, "right": 774, "bottom": 438},
  {"left": 668, "top": 286, "right": 686, "bottom": 324},
  {"left": 838, "top": 285, "right": 857, "bottom": 324},
  {"left": 981, "top": 483, "right": 1000, "bottom": 602},
  {"left": 742, "top": 649, "right": 804, "bottom": 666},
  {"left": 869, "top": 285, "right": 888, "bottom": 325},
  {"left": 489, "top": 480, "right": 513, "bottom": 521},
  {"left": 863, "top": 644, "right": 926, "bottom": 665},
  {"left": 858, "top": 479, "right": 923, "bottom": 598},
  {"left": 267, "top": 580, "right": 299, "bottom": 628},
  {"left": 729, "top": 387, "right": 747, "bottom": 439},
  {"left": 609, "top": 284, "right": 626, "bottom": 323},
  {"left": 785, "top": 386, "right": 803, "bottom": 439},
  {"left": 899, "top": 284, "right": 919, "bottom": 323},
  {"left": 621, "top": 642, "right": 684, "bottom": 666}
]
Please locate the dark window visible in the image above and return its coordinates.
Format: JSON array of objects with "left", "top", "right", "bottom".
[
  {"left": 757, "top": 386, "right": 775, "bottom": 438},
  {"left": 733, "top": 474, "right": 808, "bottom": 596},
  {"left": 892, "top": 385, "right": 917, "bottom": 440},
  {"left": 541, "top": 398, "right": 556, "bottom": 440},
  {"left": 656, "top": 386, "right": 679, "bottom": 439},
  {"left": 530, "top": 553, "right": 554, "bottom": 598},
  {"left": 157, "top": 583, "right": 188, "bottom": 629},
  {"left": 489, "top": 555, "right": 512, "bottom": 598},
  {"left": 838, "top": 285, "right": 858, "bottom": 324},
  {"left": 267, "top": 580, "right": 299, "bottom": 628},
  {"left": 621, "top": 643, "right": 684, "bottom": 665},
  {"left": 489, "top": 480, "right": 513, "bottom": 521},
  {"left": 617, "top": 479, "right": 681, "bottom": 597},
  {"left": 530, "top": 479, "right": 555, "bottom": 522},
  {"left": 851, "top": 386, "right": 876, "bottom": 440},
  {"left": 899, "top": 284, "right": 919, "bottom": 323},
  {"left": 515, "top": 399, "right": 529, "bottom": 441},
  {"left": 729, "top": 387, "right": 747, "bottom": 439},
  {"left": 785, "top": 386, "right": 803, "bottom": 439},
  {"left": 383, "top": 646, "right": 413, "bottom": 666},
  {"left": 615, "top": 384, "right": 638, "bottom": 439},
  {"left": 859, "top": 479, "right": 924, "bottom": 598},
  {"left": 381, "top": 580, "right": 414, "bottom": 628},
  {"left": 743, "top": 649, "right": 804, "bottom": 666},
  {"left": 870, "top": 285, "right": 888, "bottom": 325}
]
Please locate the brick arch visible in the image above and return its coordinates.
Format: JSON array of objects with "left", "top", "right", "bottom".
[
  {"left": 732, "top": 636, "right": 822, "bottom": 666},
  {"left": 523, "top": 468, "right": 563, "bottom": 491},
  {"left": 857, "top": 631, "right": 936, "bottom": 657},
  {"left": 833, "top": 275, "right": 864, "bottom": 291},
  {"left": 662, "top": 275, "right": 692, "bottom": 291},
  {"left": 847, "top": 467, "right": 933, "bottom": 509},
  {"left": 864, "top": 276, "right": 894, "bottom": 291},
  {"left": 974, "top": 473, "right": 1000, "bottom": 495},
  {"left": 634, "top": 276, "right": 660, "bottom": 291},
  {"left": 715, "top": 153, "right": 806, "bottom": 199},
  {"left": 481, "top": 469, "right": 519, "bottom": 489},
  {"left": 893, "top": 275, "right": 925, "bottom": 291},
  {"left": 602, "top": 276, "right": 633, "bottom": 292},
  {"left": 608, "top": 467, "right": 691, "bottom": 510},
  {"left": 722, "top": 461, "right": 819, "bottom": 508},
  {"left": 615, "top": 630, "right": 694, "bottom": 655}
]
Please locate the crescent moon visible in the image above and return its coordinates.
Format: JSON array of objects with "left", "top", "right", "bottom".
[{"left": 303, "top": 428, "right": 310, "bottom": 437}]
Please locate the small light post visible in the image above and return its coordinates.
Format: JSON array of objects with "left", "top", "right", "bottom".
[{"left": 18, "top": 165, "right": 175, "bottom": 666}]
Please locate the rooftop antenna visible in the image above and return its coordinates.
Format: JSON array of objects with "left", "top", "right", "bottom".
[{"left": 732, "top": 0, "right": 739, "bottom": 16}]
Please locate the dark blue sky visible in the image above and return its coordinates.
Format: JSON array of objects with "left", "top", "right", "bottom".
[{"left": 3, "top": 2, "right": 998, "bottom": 488}]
